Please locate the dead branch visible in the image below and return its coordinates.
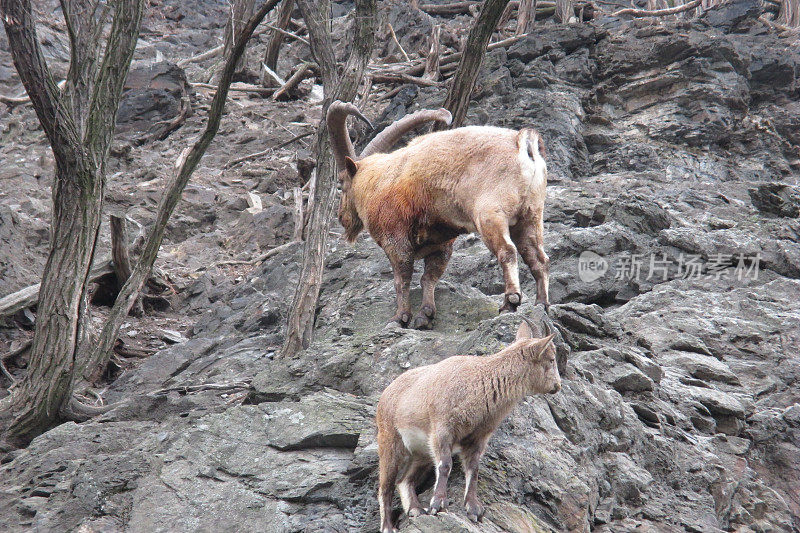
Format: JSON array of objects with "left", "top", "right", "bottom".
[
  {"left": 191, "top": 82, "right": 277, "bottom": 95},
  {"left": 1, "top": 340, "right": 32, "bottom": 362},
  {"left": 273, "top": 61, "right": 316, "bottom": 100},
  {"left": 292, "top": 187, "right": 304, "bottom": 242},
  {"left": 388, "top": 23, "right": 411, "bottom": 62},
  {"left": 0, "top": 357, "right": 16, "bottom": 385},
  {"left": 0, "top": 93, "right": 31, "bottom": 106},
  {"left": 147, "top": 96, "right": 193, "bottom": 142},
  {"left": 419, "top": 1, "right": 481, "bottom": 15},
  {"left": 264, "top": 0, "right": 296, "bottom": 71},
  {"left": 612, "top": 0, "right": 700, "bottom": 16},
  {"left": 60, "top": 394, "right": 119, "bottom": 422},
  {"left": 0, "top": 261, "right": 115, "bottom": 319},
  {"left": 423, "top": 24, "right": 442, "bottom": 80},
  {"left": 265, "top": 22, "right": 310, "bottom": 45},
  {"left": 371, "top": 71, "right": 443, "bottom": 87},
  {"left": 261, "top": 62, "right": 286, "bottom": 87},
  {"left": 176, "top": 44, "right": 224, "bottom": 67},
  {"left": 110, "top": 214, "right": 144, "bottom": 316},
  {"left": 215, "top": 239, "right": 302, "bottom": 267},
  {"left": 149, "top": 381, "right": 252, "bottom": 396},
  {"left": 224, "top": 130, "right": 313, "bottom": 168}
]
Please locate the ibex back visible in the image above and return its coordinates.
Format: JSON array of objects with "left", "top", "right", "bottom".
[{"left": 328, "top": 101, "right": 550, "bottom": 329}]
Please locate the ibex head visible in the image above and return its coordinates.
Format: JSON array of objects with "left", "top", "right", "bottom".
[{"left": 326, "top": 101, "right": 452, "bottom": 242}]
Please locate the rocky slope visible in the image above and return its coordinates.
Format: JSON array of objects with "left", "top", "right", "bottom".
[{"left": 1, "top": 0, "right": 800, "bottom": 532}]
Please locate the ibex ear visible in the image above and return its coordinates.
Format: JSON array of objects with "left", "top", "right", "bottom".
[
  {"left": 516, "top": 320, "right": 533, "bottom": 341},
  {"left": 344, "top": 156, "right": 359, "bottom": 179},
  {"left": 530, "top": 333, "right": 556, "bottom": 358}
]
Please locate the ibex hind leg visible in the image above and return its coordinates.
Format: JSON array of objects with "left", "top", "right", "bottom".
[
  {"left": 477, "top": 212, "right": 522, "bottom": 313},
  {"left": 413, "top": 240, "right": 454, "bottom": 330},
  {"left": 511, "top": 215, "right": 550, "bottom": 311},
  {"left": 378, "top": 431, "right": 403, "bottom": 533}
]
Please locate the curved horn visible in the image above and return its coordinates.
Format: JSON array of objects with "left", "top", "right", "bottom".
[
  {"left": 326, "top": 101, "right": 373, "bottom": 173},
  {"left": 520, "top": 315, "right": 539, "bottom": 337},
  {"left": 543, "top": 320, "right": 553, "bottom": 337},
  {"left": 360, "top": 108, "right": 453, "bottom": 158}
]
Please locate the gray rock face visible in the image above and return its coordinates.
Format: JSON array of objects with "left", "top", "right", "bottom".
[{"left": 2, "top": 6, "right": 800, "bottom": 533}]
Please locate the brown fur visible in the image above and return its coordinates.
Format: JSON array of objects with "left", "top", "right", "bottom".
[{"left": 374, "top": 320, "right": 560, "bottom": 532}]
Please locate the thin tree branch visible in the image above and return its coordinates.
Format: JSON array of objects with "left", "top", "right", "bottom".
[{"left": 84, "top": 0, "right": 283, "bottom": 381}]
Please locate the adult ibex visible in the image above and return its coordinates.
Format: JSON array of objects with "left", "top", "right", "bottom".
[
  {"left": 328, "top": 101, "right": 550, "bottom": 329},
  {"left": 375, "top": 318, "right": 560, "bottom": 532}
]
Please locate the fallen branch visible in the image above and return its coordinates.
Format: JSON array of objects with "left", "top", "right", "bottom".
[
  {"left": 388, "top": 23, "right": 411, "bottom": 62},
  {"left": 273, "top": 62, "right": 316, "bottom": 100},
  {"left": 261, "top": 62, "right": 286, "bottom": 87},
  {"left": 612, "top": 0, "right": 700, "bottom": 16},
  {"left": 292, "top": 187, "right": 304, "bottom": 242},
  {"left": 371, "top": 71, "right": 443, "bottom": 87},
  {"left": 0, "top": 93, "right": 31, "bottom": 106},
  {"left": 147, "top": 96, "right": 192, "bottom": 142},
  {"left": 1, "top": 340, "right": 32, "bottom": 362},
  {"left": 191, "top": 82, "right": 277, "bottom": 95},
  {"left": 214, "top": 240, "right": 302, "bottom": 267},
  {"left": 0, "top": 261, "right": 114, "bottom": 318},
  {"left": 149, "top": 381, "right": 252, "bottom": 396},
  {"left": 419, "top": 1, "right": 481, "bottom": 15},
  {"left": 176, "top": 44, "right": 224, "bottom": 67},
  {"left": 224, "top": 130, "right": 313, "bottom": 168}
]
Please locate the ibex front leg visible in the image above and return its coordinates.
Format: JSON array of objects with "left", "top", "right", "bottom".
[
  {"left": 478, "top": 211, "right": 522, "bottom": 313},
  {"left": 385, "top": 240, "right": 414, "bottom": 327},
  {"left": 413, "top": 240, "right": 454, "bottom": 330}
]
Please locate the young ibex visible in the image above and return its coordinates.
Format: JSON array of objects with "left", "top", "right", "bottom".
[
  {"left": 327, "top": 101, "right": 550, "bottom": 329},
  {"left": 375, "top": 318, "right": 560, "bottom": 532}
]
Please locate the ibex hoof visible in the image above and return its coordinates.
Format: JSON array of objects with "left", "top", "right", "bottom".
[
  {"left": 412, "top": 314, "right": 433, "bottom": 330},
  {"left": 387, "top": 312, "right": 412, "bottom": 328},
  {"left": 499, "top": 293, "right": 521, "bottom": 313},
  {"left": 428, "top": 497, "right": 447, "bottom": 515},
  {"left": 536, "top": 297, "right": 550, "bottom": 313},
  {"left": 465, "top": 501, "right": 485, "bottom": 523},
  {"left": 408, "top": 506, "right": 427, "bottom": 517}
]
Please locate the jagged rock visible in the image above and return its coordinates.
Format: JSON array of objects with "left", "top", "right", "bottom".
[
  {"left": 749, "top": 183, "right": 800, "bottom": 218},
  {"left": 117, "top": 61, "right": 191, "bottom": 134}
]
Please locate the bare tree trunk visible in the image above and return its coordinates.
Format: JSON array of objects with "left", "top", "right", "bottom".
[
  {"left": 555, "top": 0, "right": 574, "bottom": 22},
  {"left": 516, "top": 0, "right": 536, "bottom": 34},
  {"left": 110, "top": 214, "right": 143, "bottom": 317},
  {"left": 423, "top": 24, "right": 442, "bottom": 80},
  {"left": 280, "top": 0, "right": 377, "bottom": 356},
  {"left": 83, "top": 0, "right": 283, "bottom": 382},
  {"left": 437, "top": 0, "right": 510, "bottom": 129},
  {"left": 263, "top": 0, "right": 295, "bottom": 72},
  {"left": 0, "top": 0, "right": 144, "bottom": 448},
  {"left": 223, "top": 0, "right": 257, "bottom": 76}
]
